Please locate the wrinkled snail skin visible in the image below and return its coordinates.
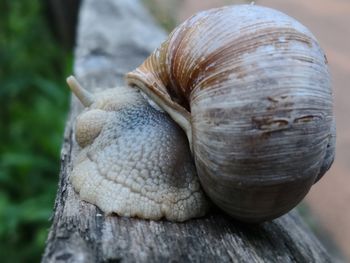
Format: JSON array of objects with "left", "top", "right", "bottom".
[
  {"left": 67, "top": 77, "right": 209, "bottom": 222},
  {"left": 126, "top": 5, "right": 335, "bottom": 222}
]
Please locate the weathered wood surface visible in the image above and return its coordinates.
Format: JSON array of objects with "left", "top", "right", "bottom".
[{"left": 42, "top": 0, "right": 332, "bottom": 262}]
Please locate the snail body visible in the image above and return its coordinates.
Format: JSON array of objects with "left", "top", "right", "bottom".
[
  {"left": 126, "top": 5, "right": 335, "bottom": 222},
  {"left": 67, "top": 77, "right": 209, "bottom": 222}
]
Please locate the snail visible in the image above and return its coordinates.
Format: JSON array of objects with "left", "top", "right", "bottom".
[
  {"left": 125, "top": 4, "right": 335, "bottom": 222},
  {"left": 67, "top": 76, "right": 209, "bottom": 221}
]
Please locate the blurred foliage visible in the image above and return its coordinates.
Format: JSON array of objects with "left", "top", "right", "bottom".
[
  {"left": 0, "top": 0, "right": 71, "bottom": 262},
  {"left": 142, "top": 0, "right": 178, "bottom": 32},
  {"left": 142, "top": 0, "right": 251, "bottom": 32}
]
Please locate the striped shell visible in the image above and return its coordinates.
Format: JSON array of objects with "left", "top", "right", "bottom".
[{"left": 126, "top": 5, "right": 335, "bottom": 222}]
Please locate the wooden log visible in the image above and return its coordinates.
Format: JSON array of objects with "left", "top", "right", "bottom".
[{"left": 42, "top": 0, "right": 332, "bottom": 262}]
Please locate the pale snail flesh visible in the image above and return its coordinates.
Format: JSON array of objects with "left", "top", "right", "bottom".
[
  {"left": 126, "top": 5, "right": 335, "bottom": 222},
  {"left": 67, "top": 77, "right": 209, "bottom": 222}
]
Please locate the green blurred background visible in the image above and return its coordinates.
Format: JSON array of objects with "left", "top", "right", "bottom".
[{"left": 0, "top": 0, "right": 74, "bottom": 261}]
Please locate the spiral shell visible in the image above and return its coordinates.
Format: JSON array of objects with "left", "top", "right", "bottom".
[{"left": 126, "top": 5, "right": 335, "bottom": 222}]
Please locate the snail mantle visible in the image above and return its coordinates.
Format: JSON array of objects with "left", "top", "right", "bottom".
[{"left": 43, "top": 0, "right": 333, "bottom": 262}]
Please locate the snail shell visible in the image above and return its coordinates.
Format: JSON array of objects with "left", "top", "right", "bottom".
[{"left": 126, "top": 5, "right": 335, "bottom": 222}]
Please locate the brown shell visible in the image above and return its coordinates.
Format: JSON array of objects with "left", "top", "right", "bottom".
[{"left": 126, "top": 5, "right": 335, "bottom": 222}]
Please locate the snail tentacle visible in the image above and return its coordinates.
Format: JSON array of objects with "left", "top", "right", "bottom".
[{"left": 67, "top": 75, "right": 95, "bottom": 107}]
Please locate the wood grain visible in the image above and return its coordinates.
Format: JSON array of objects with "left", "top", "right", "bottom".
[{"left": 42, "top": 0, "right": 331, "bottom": 262}]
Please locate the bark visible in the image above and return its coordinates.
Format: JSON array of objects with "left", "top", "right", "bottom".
[
  {"left": 46, "top": 0, "right": 81, "bottom": 49},
  {"left": 42, "top": 0, "right": 331, "bottom": 262}
]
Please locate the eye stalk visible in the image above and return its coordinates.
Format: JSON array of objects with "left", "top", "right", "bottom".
[{"left": 66, "top": 75, "right": 95, "bottom": 107}]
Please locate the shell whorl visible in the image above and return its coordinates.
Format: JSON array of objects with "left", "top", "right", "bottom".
[{"left": 126, "top": 5, "right": 334, "bottom": 222}]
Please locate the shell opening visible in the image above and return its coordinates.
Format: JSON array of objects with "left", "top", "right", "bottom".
[{"left": 126, "top": 72, "right": 193, "bottom": 152}]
